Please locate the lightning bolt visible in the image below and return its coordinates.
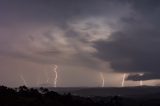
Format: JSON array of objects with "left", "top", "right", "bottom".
[
  {"left": 139, "top": 73, "right": 143, "bottom": 86},
  {"left": 20, "top": 74, "right": 28, "bottom": 87},
  {"left": 52, "top": 65, "right": 58, "bottom": 87},
  {"left": 100, "top": 72, "right": 105, "bottom": 87},
  {"left": 122, "top": 73, "right": 126, "bottom": 87}
]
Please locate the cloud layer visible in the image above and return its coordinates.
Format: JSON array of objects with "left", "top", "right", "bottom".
[{"left": 0, "top": 0, "right": 160, "bottom": 85}]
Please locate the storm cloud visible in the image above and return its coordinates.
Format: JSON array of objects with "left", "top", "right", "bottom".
[
  {"left": 0, "top": 0, "right": 160, "bottom": 86},
  {"left": 127, "top": 73, "right": 160, "bottom": 81},
  {"left": 0, "top": 0, "right": 130, "bottom": 70},
  {"left": 94, "top": 0, "right": 160, "bottom": 80}
]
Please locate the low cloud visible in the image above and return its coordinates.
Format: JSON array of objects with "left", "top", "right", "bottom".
[{"left": 127, "top": 73, "right": 160, "bottom": 81}]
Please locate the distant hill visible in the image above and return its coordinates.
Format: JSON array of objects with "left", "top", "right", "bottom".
[{"left": 48, "top": 86, "right": 160, "bottom": 97}]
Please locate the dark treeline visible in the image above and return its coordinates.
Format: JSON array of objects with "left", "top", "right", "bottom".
[
  {"left": 0, "top": 85, "right": 121, "bottom": 106},
  {"left": 0, "top": 85, "right": 159, "bottom": 106}
]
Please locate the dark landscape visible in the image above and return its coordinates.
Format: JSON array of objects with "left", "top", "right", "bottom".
[{"left": 1, "top": 85, "right": 160, "bottom": 106}]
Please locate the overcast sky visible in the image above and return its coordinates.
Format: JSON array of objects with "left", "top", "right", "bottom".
[{"left": 0, "top": 0, "right": 160, "bottom": 87}]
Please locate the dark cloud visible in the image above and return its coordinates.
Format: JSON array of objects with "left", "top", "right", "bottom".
[
  {"left": 93, "top": 0, "right": 160, "bottom": 80},
  {"left": 94, "top": 29, "right": 160, "bottom": 73},
  {"left": 0, "top": 0, "right": 123, "bottom": 27},
  {"left": 127, "top": 73, "right": 160, "bottom": 81}
]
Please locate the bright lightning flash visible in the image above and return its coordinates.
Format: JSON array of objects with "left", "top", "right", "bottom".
[
  {"left": 53, "top": 65, "right": 58, "bottom": 87},
  {"left": 139, "top": 73, "right": 144, "bottom": 86},
  {"left": 122, "top": 73, "right": 126, "bottom": 87},
  {"left": 100, "top": 72, "right": 105, "bottom": 87}
]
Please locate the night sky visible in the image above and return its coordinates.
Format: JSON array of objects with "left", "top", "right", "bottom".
[{"left": 0, "top": 0, "right": 160, "bottom": 87}]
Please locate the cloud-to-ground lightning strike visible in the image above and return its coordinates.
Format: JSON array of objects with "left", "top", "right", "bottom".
[
  {"left": 52, "top": 65, "right": 58, "bottom": 87},
  {"left": 122, "top": 73, "right": 126, "bottom": 87},
  {"left": 139, "top": 73, "right": 144, "bottom": 86},
  {"left": 100, "top": 72, "right": 105, "bottom": 87},
  {"left": 20, "top": 74, "right": 28, "bottom": 87}
]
